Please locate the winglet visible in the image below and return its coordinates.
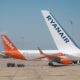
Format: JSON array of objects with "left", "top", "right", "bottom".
[
  {"left": 38, "top": 47, "right": 45, "bottom": 55},
  {"left": 38, "top": 48, "right": 43, "bottom": 55}
]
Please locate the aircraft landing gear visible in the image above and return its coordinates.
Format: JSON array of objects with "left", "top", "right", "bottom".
[
  {"left": 7, "top": 63, "right": 15, "bottom": 67},
  {"left": 72, "top": 61, "right": 78, "bottom": 64},
  {"left": 17, "top": 64, "right": 25, "bottom": 67},
  {"left": 48, "top": 62, "right": 54, "bottom": 66},
  {"left": 7, "top": 63, "right": 25, "bottom": 67}
]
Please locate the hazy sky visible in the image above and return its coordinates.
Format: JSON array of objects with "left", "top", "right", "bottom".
[{"left": 0, "top": 0, "right": 80, "bottom": 50}]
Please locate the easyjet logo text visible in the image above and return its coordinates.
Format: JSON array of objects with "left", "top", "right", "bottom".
[{"left": 2, "top": 36, "right": 14, "bottom": 50}]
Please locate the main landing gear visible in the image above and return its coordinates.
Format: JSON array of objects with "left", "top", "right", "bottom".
[
  {"left": 48, "top": 62, "right": 54, "bottom": 66},
  {"left": 7, "top": 63, "right": 25, "bottom": 67},
  {"left": 72, "top": 61, "right": 78, "bottom": 64},
  {"left": 7, "top": 63, "right": 15, "bottom": 67}
]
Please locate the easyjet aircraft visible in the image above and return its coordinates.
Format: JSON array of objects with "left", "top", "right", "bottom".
[{"left": 1, "top": 10, "right": 80, "bottom": 66}]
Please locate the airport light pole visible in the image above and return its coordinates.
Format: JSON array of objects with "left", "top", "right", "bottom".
[
  {"left": 21, "top": 36, "right": 24, "bottom": 50},
  {"left": 70, "top": 21, "right": 79, "bottom": 64},
  {"left": 70, "top": 20, "right": 73, "bottom": 38}
]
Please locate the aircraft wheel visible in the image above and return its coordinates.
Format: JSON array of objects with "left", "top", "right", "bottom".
[
  {"left": 17, "top": 64, "right": 24, "bottom": 67},
  {"left": 48, "top": 63, "right": 54, "bottom": 66},
  {"left": 72, "top": 61, "right": 78, "bottom": 64},
  {"left": 7, "top": 63, "right": 15, "bottom": 67}
]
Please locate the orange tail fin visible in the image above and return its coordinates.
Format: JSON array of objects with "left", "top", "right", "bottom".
[{"left": 1, "top": 35, "right": 17, "bottom": 51}]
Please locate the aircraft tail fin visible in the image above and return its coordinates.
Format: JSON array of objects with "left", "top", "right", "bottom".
[
  {"left": 1, "top": 35, "right": 17, "bottom": 51},
  {"left": 41, "top": 10, "right": 79, "bottom": 51}
]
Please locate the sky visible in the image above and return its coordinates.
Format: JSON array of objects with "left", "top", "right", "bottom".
[{"left": 0, "top": 0, "right": 80, "bottom": 50}]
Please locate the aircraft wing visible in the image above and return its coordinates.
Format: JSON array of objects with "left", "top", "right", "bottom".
[{"left": 38, "top": 48, "right": 71, "bottom": 64}]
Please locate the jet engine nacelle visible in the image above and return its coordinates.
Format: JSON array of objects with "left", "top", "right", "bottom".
[
  {"left": 60, "top": 58, "right": 71, "bottom": 64},
  {"left": 54, "top": 57, "right": 71, "bottom": 64}
]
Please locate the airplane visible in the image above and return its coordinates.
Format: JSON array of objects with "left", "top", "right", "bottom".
[{"left": 0, "top": 10, "right": 80, "bottom": 66}]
